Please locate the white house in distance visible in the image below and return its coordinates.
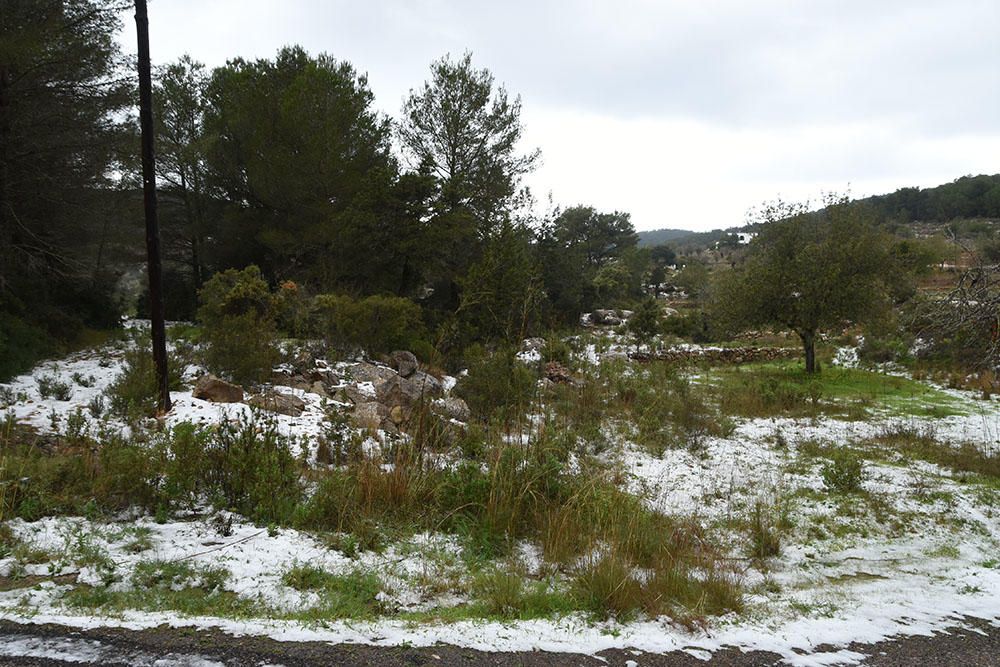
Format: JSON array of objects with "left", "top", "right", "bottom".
[{"left": 736, "top": 231, "right": 756, "bottom": 244}]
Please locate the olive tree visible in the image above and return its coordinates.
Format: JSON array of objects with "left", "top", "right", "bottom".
[{"left": 714, "top": 195, "right": 898, "bottom": 373}]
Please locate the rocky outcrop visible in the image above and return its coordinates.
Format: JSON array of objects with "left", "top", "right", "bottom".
[
  {"left": 247, "top": 391, "right": 307, "bottom": 416},
  {"left": 349, "top": 362, "right": 397, "bottom": 385},
  {"left": 431, "top": 397, "right": 471, "bottom": 422},
  {"left": 193, "top": 375, "right": 244, "bottom": 403},
  {"left": 351, "top": 401, "right": 390, "bottom": 430},
  {"left": 388, "top": 350, "right": 419, "bottom": 378},
  {"left": 376, "top": 371, "right": 443, "bottom": 410},
  {"left": 591, "top": 309, "right": 622, "bottom": 326}
]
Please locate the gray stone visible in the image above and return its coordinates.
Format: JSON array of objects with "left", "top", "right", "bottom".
[
  {"left": 342, "top": 385, "right": 375, "bottom": 405},
  {"left": 431, "top": 397, "right": 471, "bottom": 422},
  {"left": 310, "top": 381, "right": 329, "bottom": 398},
  {"left": 193, "top": 375, "right": 244, "bottom": 403},
  {"left": 348, "top": 362, "right": 397, "bottom": 385},
  {"left": 247, "top": 391, "right": 306, "bottom": 417},
  {"left": 388, "top": 350, "right": 419, "bottom": 378},
  {"left": 376, "top": 371, "right": 443, "bottom": 409},
  {"left": 351, "top": 401, "right": 389, "bottom": 430},
  {"left": 592, "top": 309, "right": 622, "bottom": 326}
]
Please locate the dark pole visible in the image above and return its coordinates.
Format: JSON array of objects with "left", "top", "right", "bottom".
[{"left": 134, "top": 0, "right": 171, "bottom": 414}]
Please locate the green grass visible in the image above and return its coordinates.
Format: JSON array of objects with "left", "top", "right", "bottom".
[
  {"left": 705, "top": 361, "right": 966, "bottom": 419},
  {"left": 65, "top": 560, "right": 262, "bottom": 619},
  {"left": 863, "top": 425, "right": 1000, "bottom": 482},
  {"left": 281, "top": 564, "right": 385, "bottom": 619}
]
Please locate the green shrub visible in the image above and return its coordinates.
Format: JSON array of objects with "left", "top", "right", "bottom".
[
  {"left": 160, "top": 422, "right": 210, "bottom": 508},
  {"left": 201, "top": 312, "right": 280, "bottom": 385},
  {"left": 106, "top": 336, "right": 185, "bottom": 422},
  {"left": 821, "top": 449, "right": 866, "bottom": 493},
  {"left": 198, "top": 266, "right": 279, "bottom": 385},
  {"left": 312, "top": 293, "right": 424, "bottom": 357},
  {"left": 627, "top": 298, "right": 661, "bottom": 347},
  {"left": 36, "top": 375, "right": 72, "bottom": 401},
  {"left": 541, "top": 337, "right": 571, "bottom": 366},
  {"left": 205, "top": 414, "right": 302, "bottom": 523},
  {"left": 454, "top": 345, "right": 536, "bottom": 423}
]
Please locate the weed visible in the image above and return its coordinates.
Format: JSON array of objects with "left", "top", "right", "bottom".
[
  {"left": 821, "top": 450, "right": 866, "bottom": 494},
  {"left": 71, "top": 372, "right": 95, "bottom": 388},
  {"left": 36, "top": 375, "right": 71, "bottom": 401},
  {"left": 87, "top": 394, "right": 105, "bottom": 418},
  {"left": 746, "top": 497, "right": 788, "bottom": 559}
]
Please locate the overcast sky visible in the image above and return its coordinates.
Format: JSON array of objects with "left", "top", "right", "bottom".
[{"left": 119, "top": 0, "right": 1000, "bottom": 232}]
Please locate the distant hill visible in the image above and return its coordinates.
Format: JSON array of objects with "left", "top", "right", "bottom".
[
  {"left": 638, "top": 174, "right": 1000, "bottom": 251},
  {"left": 636, "top": 228, "right": 697, "bottom": 247}
]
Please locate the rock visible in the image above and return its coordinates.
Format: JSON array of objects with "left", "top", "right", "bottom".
[
  {"left": 342, "top": 385, "right": 374, "bottom": 405},
  {"left": 193, "top": 375, "right": 244, "bottom": 403},
  {"left": 291, "top": 348, "right": 315, "bottom": 374},
  {"left": 431, "top": 397, "right": 471, "bottom": 422},
  {"left": 308, "top": 368, "right": 337, "bottom": 385},
  {"left": 389, "top": 405, "right": 406, "bottom": 424},
  {"left": 351, "top": 401, "right": 389, "bottom": 430},
  {"left": 310, "top": 381, "right": 329, "bottom": 398},
  {"left": 283, "top": 375, "right": 313, "bottom": 392},
  {"left": 388, "top": 350, "right": 419, "bottom": 378},
  {"left": 247, "top": 391, "right": 306, "bottom": 417},
  {"left": 376, "top": 371, "right": 443, "bottom": 409},
  {"left": 592, "top": 309, "right": 622, "bottom": 326},
  {"left": 349, "top": 362, "right": 397, "bottom": 385}
]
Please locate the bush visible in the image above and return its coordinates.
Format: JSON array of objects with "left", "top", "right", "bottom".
[
  {"left": 36, "top": 375, "right": 72, "bottom": 401},
  {"left": 312, "top": 293, "right": 424, "bottom": 357},
  {"left": 205, "top": 414, "right": 302, "bottom": 524},
  {"left": 106, "top": 335, "right": 185, "bottom": 422},
  {"left": 454, "top": 345, "right": 536, "bottom": 423},
  {"left": 198, "top": 266, "right": 279, "bottom": 385},
  {"left": 821, "top": 449, "right": 866, "bottom": 493},
  {"left": 627, "top": 298, "right": 661, "bottom": 347},
  {"left": 201, "top": 312, "right": 280, "bottom": 385}
]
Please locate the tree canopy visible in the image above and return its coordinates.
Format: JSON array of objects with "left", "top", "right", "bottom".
[{"left": 715, "top": 196, "right": 900, "bottom": 373}]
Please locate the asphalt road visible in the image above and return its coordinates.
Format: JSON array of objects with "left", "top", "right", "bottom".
[{"left": 0, "top": 618, "right": 998, "bottom": 666}]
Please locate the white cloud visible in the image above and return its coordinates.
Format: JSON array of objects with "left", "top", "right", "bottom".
[{"left": 120, "top": 0, "right": 1000, "bottom": 231}]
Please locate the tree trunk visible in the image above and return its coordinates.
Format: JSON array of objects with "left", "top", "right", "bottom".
[
  {"left": 135, "top": 0, "right": 171, "bottom": 414},
  {"left": 800, "top": 329, "right": 817, "bottom": 374}
]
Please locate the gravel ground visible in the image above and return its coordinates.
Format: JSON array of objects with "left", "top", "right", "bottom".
[{"left": 0, "top": 618, "right": 998, "bottom": 666}]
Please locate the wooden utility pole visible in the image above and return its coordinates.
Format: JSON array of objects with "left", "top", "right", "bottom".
[{"left": 134, "top": 0, "right": 171, "bottom": 413}]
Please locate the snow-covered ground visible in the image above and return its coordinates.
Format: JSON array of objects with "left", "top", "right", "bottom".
[{"left": 1, "top": 334, "right": 999, "bottom": 666}]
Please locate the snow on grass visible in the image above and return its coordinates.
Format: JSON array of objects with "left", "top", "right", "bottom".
[{"left": 2, "top": 331, "right": 1000, "bottom": 665}]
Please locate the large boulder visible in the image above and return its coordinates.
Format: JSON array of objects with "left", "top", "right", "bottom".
[
  {"left": 376, "top": 371, "right": 443, "bottom": 409},
  {"left": 348, "top": 362, "right": 397, "bottom": 385},
  {"left": 351, "top": 401, "right": 390, "bottom": 430},
  {"left": 388, "top": 350, "right": 419, "bottom": 378},
  {"left": 193, "top": 375, "right": 244, "bottom": 403},
  {"left": 431, "top": 397, "right": 471, "bottom": 423},
  {"left": 340, "top": 384, "right": 375, "bottom": 405},
  {"left": 592, "top": 309, "right": 622, "bottom": 326},
  {"left": 247, "top": 391, "right": 306, "bottom": 417}
]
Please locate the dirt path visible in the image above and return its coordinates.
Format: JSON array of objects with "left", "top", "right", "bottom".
[{"left": 1, "top": 618, "right": 998, "bottom": 666}]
